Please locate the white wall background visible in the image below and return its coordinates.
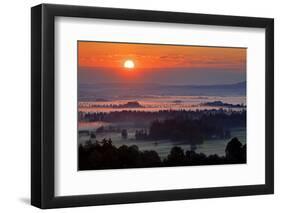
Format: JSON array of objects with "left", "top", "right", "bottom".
[{"left": 0, "top": 0, "right": 279, "bottom": 212}]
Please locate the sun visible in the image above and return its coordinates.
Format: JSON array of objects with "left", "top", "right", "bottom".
[{"left": 124, "top": 59, "right": 135, "bottom": 69}]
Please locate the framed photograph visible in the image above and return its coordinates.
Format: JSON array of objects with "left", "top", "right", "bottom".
[{"left": 31, "top": 4, "right": 274, "bottom": 209}]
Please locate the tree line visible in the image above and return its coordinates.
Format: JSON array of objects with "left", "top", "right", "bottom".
[
  {"left": 147, "top": 118, "right": 231, "bottom": 144},
  {"left": 79, "top": 137, "right": 246, "bottom": 170},
  {"left": 79, "top": 109, "right": 246, "bottom": 125}
]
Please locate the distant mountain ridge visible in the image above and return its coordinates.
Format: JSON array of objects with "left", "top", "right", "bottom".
[
  {"left": 165, "top": 81, "right": 246, "bottom": 89},
  {"left": 79, "top": 81, "right": 246, "bottom": 101}
]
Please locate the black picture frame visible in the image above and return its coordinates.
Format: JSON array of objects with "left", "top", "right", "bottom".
[{"left": 31, "top": 3, "right": 274, "bottom": 209}]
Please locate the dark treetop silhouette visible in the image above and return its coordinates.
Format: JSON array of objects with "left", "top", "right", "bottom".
[{"left": 79, "top": 137, "right": 246, "bottom": 170}]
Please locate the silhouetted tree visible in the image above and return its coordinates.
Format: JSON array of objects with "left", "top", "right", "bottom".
[
  {"left": 135, "top": 129, "right": 149, "bottom": 140},
  {"left": 141, "top": 150, "right": 161, "bottom": 166},
  {"left": 121, "top": 129, "right": 128, "bottom": 139},
  {"left": 225, "top": 137, "right": 244, "bottom": 163},
  {"left": 166, "top": 146, "right": 185, "bottom": 165},
  {"left": 242, "top": 144, "right": 247, "bottom": 162}
]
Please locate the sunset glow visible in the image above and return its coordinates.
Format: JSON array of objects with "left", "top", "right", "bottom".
[
  {"left": 78, "top": 41, "right": 246, "bottom": 85},
  {"left": 78, "top": 41, "right": 246, "bottom": 70}
]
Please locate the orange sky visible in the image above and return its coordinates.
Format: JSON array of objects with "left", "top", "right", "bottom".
[{"left": 78, "top": 41, "right": 246, "bottom": 71}]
